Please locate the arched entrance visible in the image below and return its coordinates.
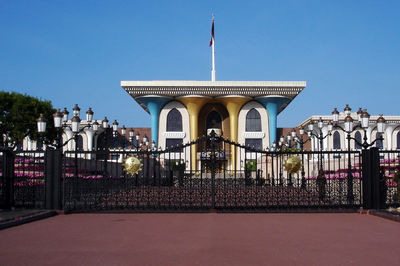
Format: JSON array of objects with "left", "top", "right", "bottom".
[
  {"left": 198, "top": 103, "right": 229, "bottom": 139},
  {"left": 198, "top": 103, "right": 230, "bottom": 171}
]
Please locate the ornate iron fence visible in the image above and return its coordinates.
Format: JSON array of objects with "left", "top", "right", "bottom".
[
  {"left": 378, "top": 150, "right": 400, "bottom": 207},
  {"left": 13, "top": 151, "right": 46, "bottom": 208},
  {"left": 62, "top": 134, "right": 364, "bottom": 212},
  {"left": 0, "top": 149, "right": 46, "bottom": 209},
  {"left": 2, "top": 135, "right": 398, "bottom": 212}
]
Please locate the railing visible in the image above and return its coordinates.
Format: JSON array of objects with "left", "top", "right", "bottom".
[
  {"left": 1, "top": 149, "right": 45, "bottom": 209},
  {"left": 13, "top": 151, "right": 46, "bottom": 208},
  {"left": 2, "top": 140, "right": 398, "bottom": 212},
  {"left": 378, "top": 150, "right": 400, "bottom": 207},
  {"left": 61, "top": 145, "right": 364, "bottom": 212}
]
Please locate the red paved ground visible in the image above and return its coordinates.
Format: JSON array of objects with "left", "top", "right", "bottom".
[{"left": 0, "top": 213, "right": 399, "bottom": 265}]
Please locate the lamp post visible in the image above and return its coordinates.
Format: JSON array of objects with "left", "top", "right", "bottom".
[
  {"left": 302, "top": 118, "right": 333, "bottom": 177},
  {"left": 333, "top": 108, "right": 386, "bottom": 150},
  {"left": 120, "top": 125, "right": 127, "bottom": 149},
  {"left": 129, "top": 129, "right": 134, "bottom": 147},
  {"left": 125, "top": 130, "right": 154, "bottom": 151},
  {"left": 271, "top": 139, "right": 286, "bottom": 186},
  {"left": 37, "top": 105, "right": 102, "bottom": 209},
  {"left": 331, "top": 106, "right": 386, "bottom": 203},
  {"left": 293, "top": 118, "right": 332, "bottom": 197},
  {"left": 306, "top": 118, "right": 333, "bottom": 153},
  {"left": 38, "top": 105, "right": 103, "bottom": 156},
  {"left": 292, "top": 128, "right": 313, "bottom": 189}
]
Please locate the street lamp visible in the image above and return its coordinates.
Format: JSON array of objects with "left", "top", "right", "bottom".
[
  {"left": 299, "top": 117, "right": 332, "bottom": 193},
  {"left": 344, "top": 104, "right": 351, "bottom": 116},
  {"left": 270, "top": 140, "right": 286, "bottom": 186},
  {"left": 37, "top": 105, "right": 103, "bottom": 190},
  {"left": 37, "top": 113, "right": 47, "bottom": 133},
  {"left": 331, "top": 106, "right": 387, "bottom": 203},
  {"left": 128, "top": 129, "right": 135, "bottom": 149},
  {"left": 37, "top": 105, "right": 100, "bottom": 150},
  {"left": 92, "top": 121, "right": 99, "bottom": 132},
  {"left": 304, "top": 117, "right": 332, "bottom": 153},
  {"left": 86, "top": 108, "right": 94, "bottom": 122},
  {"left": 62, "top": 108, "right": 69, "bottom": 123},
  {"left": 125, "top": 131, "right": 152, "bottom": 151},
  {"left": 291, "top": 128, "right": 314, "bottom": 189},
  {"left": 53, "top": 109, "right": 63, "bottom": 128},
  {"left": 112, "top": 120, "right": 119, "bottom": 132},
  {"left": 357, "top": 108, "right": 363, "bottom": 122},
  {"left": 73, "top": 104, "right": 80, "bottom": 117},
  {"left": 71, "top": 115, "right": 81, "bottom": 133},
  {"left": 333, "top": 108, "right": 386, "bottom": 150},
  {"left": 102, "top": 117, "right": 109, "bottom": 128}
]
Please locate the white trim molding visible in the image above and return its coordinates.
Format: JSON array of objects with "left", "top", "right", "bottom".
[
  {"left": 243, "top": 132, "right": 265, "bottom": 139},
  {"left": 163, "top": 132, "right": 186, "bottom": 138}
]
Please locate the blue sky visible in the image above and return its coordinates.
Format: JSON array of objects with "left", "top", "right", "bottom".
[{"left": 1, "top": 0, "right": 399, "bottom": 128}]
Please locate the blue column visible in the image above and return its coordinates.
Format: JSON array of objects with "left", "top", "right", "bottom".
[
  {"left": 256, "top": 96, "right": 291, "bottom": 147},
  {"left": 135, "top": 96, "right": 171, "bottom": 147}
]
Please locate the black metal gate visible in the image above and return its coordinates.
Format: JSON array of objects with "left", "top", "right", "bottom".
[
  {"left": 62, "top": 132, "right": 365, "bottom": 212},
  {"left": 0, "top": 149, "right": 46, "bottom": 209},
  {"left": 2, "top": 136, "right": 399, "bottom": 212}
]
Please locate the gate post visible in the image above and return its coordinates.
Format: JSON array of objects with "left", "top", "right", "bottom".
[
  {"left": 45, "top": 149, "right": 63, "bottom": 210},
  {"left": 3, "top": 149, "right": 15, "bottom": 210},
  {"left": 362, "top": 147, "right": 384, "bottom": 209},
  {"left": 362, "top": 149, "right": 372, "bottom": 209},
  {"left": 210, "top": 131, "right": 216, "bottom": 209}
]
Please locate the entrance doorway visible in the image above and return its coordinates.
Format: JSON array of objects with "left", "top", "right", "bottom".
[{"left": 206, "top": 110, "right": 222, "bottom": 130}]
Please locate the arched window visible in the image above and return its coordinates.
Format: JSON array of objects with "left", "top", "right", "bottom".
[
  {"left": 206, "top": 111, "right": 222, "bottom": 129},
  {"left": 354, "top": 131, "right": 362, "bottom": 149},
  {"left": 77, "top": 135, "right": 84, "bottom": 150},
  {"left": 15, "top": 142, "right": 23, "bottom": 151},
  {"left": 37, "top": 142, "right": 43, "bottom": 151},
  {"left": 167, "top": 108, "right": 182, "bottom": 131},
  {"left": 376, "top": 132, "right": 383, "bottom": 149},
  {"left": 397, "top": 132, "right": 400, "bottom": 149},
  {"left": 246, "top": 108, "right": 261, "bottom": 132},
  {"left": 333, "top": 131, "right": 341, "bottom": 149}
]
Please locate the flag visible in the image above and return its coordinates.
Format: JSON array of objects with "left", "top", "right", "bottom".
[{"left": 209, "top": 18, "right": 214, "bottom": 47}]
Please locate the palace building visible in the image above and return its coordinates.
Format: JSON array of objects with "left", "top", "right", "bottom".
[{"left": 121, "top": 80, "right": 306, "bottom": 169}]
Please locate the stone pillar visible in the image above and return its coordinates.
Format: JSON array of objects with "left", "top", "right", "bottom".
[
  {"left": 85, "top": 129, "right": 95, "bottom": 151},
  {"left": 216, "top": 96, "right": 250, "bottom": 171},
  {"left": 256, "top": 96, "right": 291, "bottom": 147},
  {"left": 64, "top": 129, "right": 73, "bottom": 151},
  {"left": 135, "top": 96, "right": 171, "bottom": 147},
  {"left": 385, "top": 125, "right": 395, "bottom": 150},
  {"left": 366, "top": 126, "right": 373, "bottom": 145},
  {"left": 177, "top": 96, "right": 211, "bottom": 171},
  {"left": 27, "top": 136, "right": 32, "bottom": 151},
  {"left": 322, "top": 127, "right": 329, "bottom": 151}
]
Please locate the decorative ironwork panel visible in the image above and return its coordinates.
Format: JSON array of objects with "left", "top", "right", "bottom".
[
  {"left": 12, "top": 151, "right": 46, "bottom": 208},
  {"left": 63, "top": 133, "right": 363, "bottom": 212},
  {"left": 379, "top": 150, "right": 400, "bottom": 207}
]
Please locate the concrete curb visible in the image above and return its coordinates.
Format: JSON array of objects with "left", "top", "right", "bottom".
[
  {"left": 359, "top": 209, "right": 400, "bottom": 223},
  {"left": 0, "top": 211, "right": 58, "bottom": 230}
]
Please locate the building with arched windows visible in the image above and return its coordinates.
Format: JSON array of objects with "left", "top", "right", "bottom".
[
  {"left": 122, "top": 80, "right": 306, "bottom": 169},
  {"left": 298, "top": 112, "right": 400, "bottom": 151}
]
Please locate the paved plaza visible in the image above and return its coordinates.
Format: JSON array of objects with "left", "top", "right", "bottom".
[{"left": 0, "top": 213, "right": 399, "bottom": 265}]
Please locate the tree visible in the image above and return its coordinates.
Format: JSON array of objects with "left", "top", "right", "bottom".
[{"left": 0, "top": 91, "right": 56, "bottom": 148}]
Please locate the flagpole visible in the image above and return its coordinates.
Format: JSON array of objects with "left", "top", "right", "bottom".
[{"left": 211, "top": 14, "right": 216, "bottom": 82}]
